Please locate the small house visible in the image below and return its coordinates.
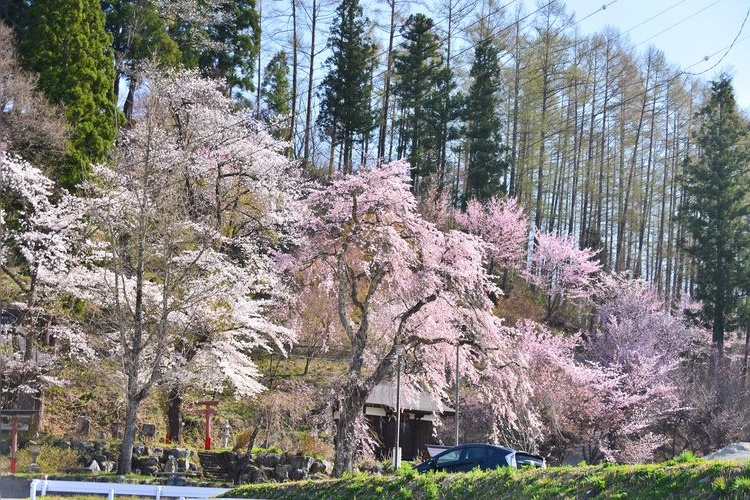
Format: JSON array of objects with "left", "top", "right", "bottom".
[{"left": 363, "top": 383, "right": 454, "bottom": 461}]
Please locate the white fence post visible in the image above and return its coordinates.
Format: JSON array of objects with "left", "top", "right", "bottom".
[{"left": 29, "top": 479, "right": 39, "bottom": 500}]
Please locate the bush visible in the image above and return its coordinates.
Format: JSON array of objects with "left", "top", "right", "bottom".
[
  {"left": 296, "top": 432, "right": 333, "bottom": 460},
  {"left": 15, "top": 444, "right": 79, "bottom": 473},
  {"left": 732, "top": 476, "right": 750, "bottom": 493},
  {"left": 673, "top": 450, "right": 699, "bottom": 463}
]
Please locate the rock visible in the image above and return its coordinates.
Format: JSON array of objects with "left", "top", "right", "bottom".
[
  {"left": 75, "top": 441, "right": 95, "bottom": 454},
  {"left": 309, "top": 459, "right": 329, "bottom": 475},
  {"left": 132, "top": 444, "right": 147, "bottom": 456},
  {"left": 93, "top": 441, "right": 109, "bottom": 454},
  {"left": 110, "top": 423, "right": 122, "bottom": 439},
  {"left": 53, "top": 440, "right": 72, "bottom": 449},
  {"left": 168, "top": 448, "right": 189, "bottom": 459},
  {"left": 705, "top": 442, "right": 750, "bottom": 461},
  {"left": 164, "top": 456, "right": 178, "bottom": 473},
  {"left": 138, "top": 456, "right": 160, "bottom": 468},
  {"left": 167, "top": 475, "right": 187, "bottom": 486},
  {"left": 256, "top": 452, "right": 281, "bottom": 468},
  {"left": 240, "top": 465, "right": 268, "bottom": 484},
  {"left": 143, "top": 465, "right": 160, "bottom": 476},
  {"left": 274, "top": 464, "right": 293, "bottom": 481},
  {"left": 287, "top": 455, "right": 314, "bottom": 472},
  {"left": 76, "top": 416, "right": 90, "bottom": 438},
  {"left": 140, "top": 423, "right": 157, "bottom": 439},
  {"left": 289, "top": 468, "right": 307, "bottom": 481}
]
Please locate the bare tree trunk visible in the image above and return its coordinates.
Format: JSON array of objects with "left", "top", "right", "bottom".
[
  {"left": 596, "top": 42, "right": 610, "bottom": 236},
  {"left": 289, "top": 0, "right": 299, "bottom": 156},
  {"left": 303, "top": 0, "right": 317, "bottom": 163},
  {"left": 256, "top": 0, "right": 263, "bottom": 118},
  {"left": 655, "top": 89, "right": 670, "bottom": 293},
  {"left": 377, "top": 0, "right": 396, "bottom": 163},
  {"left": 124, "top": 78, "right": 137, "bottom": 123},
  {"left": 509, "top": 14, "right": 522, "bottom": 197}
]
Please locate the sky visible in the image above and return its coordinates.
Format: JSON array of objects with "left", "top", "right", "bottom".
[{"left": 555, "top": 0, "right": 750, "bottom": 111}]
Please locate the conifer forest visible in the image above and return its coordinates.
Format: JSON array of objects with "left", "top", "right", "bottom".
[{"left": 1, "top": 0, "right": 750, "bottom": 478}]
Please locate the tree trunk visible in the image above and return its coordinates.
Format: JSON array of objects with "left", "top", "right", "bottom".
[
  {"left": 118, "top": 398, "right": 140, "bottom": 474},
  {"left": 256, "top": 0, "right": 263, "bottom": 118},
  {"left": 742, "top": 326, "right": 749, "bottom": 385},
  {"left": 303, "top": 0, "right": 317, "bottom": 162},
  {"left": 331, "top": 381, "right": 367, "bottom": 476},
  {"left": 124, "top": 78, "right": 137, "bottom": 123},
  {"left": 377, "top": 0, "right": 396, "bottom": 163},
  {"left": 166, "top": 385, "right": 183, "bottom": 445},
  {"left": 289, "top": 0, "right": 298, "bottom": 156}
]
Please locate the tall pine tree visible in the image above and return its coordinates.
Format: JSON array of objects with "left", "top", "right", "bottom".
[
  {"left": 394, "top": 14, "right": 450, "bottom": 192},
  {"left": 682, "top": 75, "right": 750, "bottom": 360},
  {"left": 102, "top": 0, "right": 182, "bottom": 122},
  {"left": 463, "top": 37, "right": 508, "bottom": 203},
  {"left": 19, "top": 0, "right": 118, "bottom": 188},
  {"left": 261, "top": 51, "right": 291, "bottom": 140},
  {"left": 318, "top": 0, "right": 376, "bottom": 174}
]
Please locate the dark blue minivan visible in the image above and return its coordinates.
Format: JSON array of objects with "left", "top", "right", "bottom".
[{"left": 415, "top": 443, "right": 517, "bottom": 473}]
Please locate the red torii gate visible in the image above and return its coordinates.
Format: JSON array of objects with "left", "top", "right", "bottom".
[
  {"left": 187, "top": 400, "right": 219, "bottom": 450},
  {"left": 0, "top": 409, "right": 38, "bottom": 473}
]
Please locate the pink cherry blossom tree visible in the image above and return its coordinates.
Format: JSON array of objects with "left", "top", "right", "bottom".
[
  {"left": 525, "top": 231, "right": 602, "bottom": 321},
  {"left": 584, "top": 277, "right": 695, "bottom": 463},
  {"left": 298, "top": 161, "right": 509, "bottom": 475},
  {"left": 455, "top": 196, "right": 528, "bottom": 277}
]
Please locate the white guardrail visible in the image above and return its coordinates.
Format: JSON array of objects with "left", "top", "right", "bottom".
[{"left": 28, "top": 477, "right": 247, "bottom": 499}]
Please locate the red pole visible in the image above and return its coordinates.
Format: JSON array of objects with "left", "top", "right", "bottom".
[
  {"left": 204, "top": 411, "right": 212, "bottom": 450},
  {"left": 10, "top": 416, "right": 18, "bottom": 473}
]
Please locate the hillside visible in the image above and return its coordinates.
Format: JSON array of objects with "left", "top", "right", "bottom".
[{"left": 223, "top": 460, "right": 750, "bottom": 499}]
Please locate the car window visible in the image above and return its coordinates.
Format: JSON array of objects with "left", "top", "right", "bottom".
[
  {"left": 435, "top": 448, "right": 462, "bottom": 465},
  {"left": 463, "top": 446, "right": 487, "bottom": 460},
  {"left": 487, "top": 446, "right": 511, "bottom": 458}
]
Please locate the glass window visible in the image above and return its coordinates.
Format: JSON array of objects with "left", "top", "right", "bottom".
[
  {"left": 487, "top": 446, "right": 510, "bottom": 458},
  {"left": 435, "top": 448, "right": 462, "bottom": 466},
  {"left": 463, "top": 446, "right": 487, "bottom": 460}
]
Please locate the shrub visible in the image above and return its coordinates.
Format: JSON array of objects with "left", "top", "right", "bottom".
[
  {"left": 15, "top": 444, "right": 79, "bottom": 473},
  {"left": 712, "top": 476, "right": 727, "bottom": 493},
  {"left": 732, "top": 476, "right": 750, "bottom": 493},
  {"left": 296, "top": 432, "right": 333, "bottom": 460},
  {"left": 673, "top": 450, "right": 698, "bottom": 463}
]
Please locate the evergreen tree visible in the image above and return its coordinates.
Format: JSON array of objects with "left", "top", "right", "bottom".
[
  {"left": 393, "top": 14, "right": 449, "bottom": 191},
  {"left": 317, "top": 0, "right": 376, "bottom": 174},
  {"left": 262, "top": 51, "right": 291, "bottom": 139},
  {"left": 18, "top": 0, "right": 118, "bottom": 188},
  {"left": 102, "top": 0, "right": 182, "bottom": 122},
  {"left": 170, "top": 0, "right": 260, "bottom": 97},
  {"left": 682, "top": 75, "right": 750, "bottom": 360},
  {"left": 463, "top": 37, "right": 508, "bottom": 203},
  {"left": 200, "top": 0, "right": 260, "bottom": 96},
  {"left": 0, "top": 0, "right": 27, "bottom": 29}
]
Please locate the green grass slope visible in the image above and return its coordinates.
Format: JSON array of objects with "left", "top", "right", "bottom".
[{"left": 223, "top": 461, "right": 750, "bottom": 499}]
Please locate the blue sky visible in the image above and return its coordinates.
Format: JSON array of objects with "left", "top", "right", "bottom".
[{"left": 558, "top": 0, "right": 750, "bottom": 111}]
